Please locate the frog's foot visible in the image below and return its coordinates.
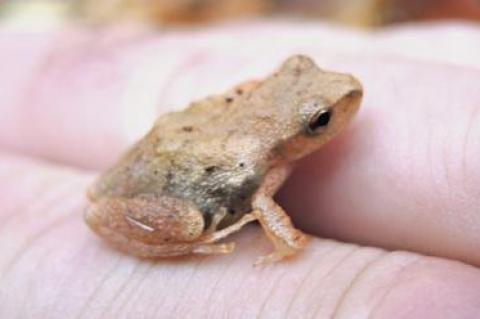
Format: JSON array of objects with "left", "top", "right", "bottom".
[
  {"left": 254, "top": 252, "right": 285, "bottom": 266},
  {"left": 251, "top": 206, "right": 309, "bottom": 265},
  {"left": 252, "top": 231, "right": 309, "bottom": 266},
  {"left": 193, "top": 242, "right": 235, "bottom": 254}
]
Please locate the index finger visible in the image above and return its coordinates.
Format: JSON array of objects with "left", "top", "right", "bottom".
[
  {"left": 1, "top": 22, "right": 479, "bottom": 169},
  {"left": 1, "top": 23, "right": 480, "bottom": 267}
]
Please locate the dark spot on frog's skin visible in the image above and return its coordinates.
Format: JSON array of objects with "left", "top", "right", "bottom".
[
  {"left": 296, "top": 89, "right": 306, "bottom": 97},
  {"left": 238, "top": 162, "right": 245, "bottom": 168},
  {"left": 225, "top": 97, "right": 234, "bottom": 103},
  {"left": 205, "top": 166, "right": 218, "bottom": 174},
  {"left": 208, "top": 187, "right": 227, "bottom": 198},
  {"left": 166, "top": 170, "right": 174, "bottom": 182},
  {"left": 182, "top": 126, "right": 193, "bottom": 132},
  {"left": 235, "top": 88, "right": 244, "bottom": 95},
  {"left": 153, "top": 170, "right": 159, "bottom": 175}
]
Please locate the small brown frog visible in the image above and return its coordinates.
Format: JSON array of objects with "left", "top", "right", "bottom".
[{"left": 85, "top": 55, "right": 363, "bottom": 264}]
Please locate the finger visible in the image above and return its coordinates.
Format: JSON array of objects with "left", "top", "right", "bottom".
[
  {"left": 1, "top": 22, "right": 480, "bottom": 169},
  {"left": 2, "top": 24, "right": 480, "bottom": 266},
  {"left": 1, "top": 153, "right": 480, "bottom": 318},
  {"left": 279, "top": 57, "right": 480, "bottom": 266}
]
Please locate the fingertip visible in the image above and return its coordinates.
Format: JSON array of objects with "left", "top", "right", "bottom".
[{"left": 375, "top": 258, "right": 480, "bottom": 319}]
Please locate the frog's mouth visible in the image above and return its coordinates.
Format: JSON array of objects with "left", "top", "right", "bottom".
[{"left": 330, "top": 88, "right": 362, "bottom": 128}]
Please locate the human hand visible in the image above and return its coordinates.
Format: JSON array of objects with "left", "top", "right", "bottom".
[{"left": 1, "top": 21, "right": 480, "bottom": 318}]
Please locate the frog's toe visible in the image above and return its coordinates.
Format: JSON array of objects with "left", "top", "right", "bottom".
[
  {"left": 193, "top": 242, "right": 235, "bottom": 255},
  {"left": 253, "top": 252, "right": 286, "bottom": 266}
]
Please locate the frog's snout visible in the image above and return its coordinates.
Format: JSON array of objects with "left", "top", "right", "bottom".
[{"left": 346, "top": 88, "right": 363, "bottom": 100}]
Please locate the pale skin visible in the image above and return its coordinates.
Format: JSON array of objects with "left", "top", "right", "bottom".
[
  {"left": 85, "top": 55, "right": 362, "bottom": 263},
  {"left": 2, "top": 22, "right": 480, "bottom": 318}
]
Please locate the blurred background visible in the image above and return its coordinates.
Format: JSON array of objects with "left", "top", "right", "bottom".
[{"left": 1, "top": 0, "right": 480, "bottom": 28}]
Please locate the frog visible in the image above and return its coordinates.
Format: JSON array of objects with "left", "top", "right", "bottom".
[{"left": 85, "top": 55, "right": 363, "bottom": 264}]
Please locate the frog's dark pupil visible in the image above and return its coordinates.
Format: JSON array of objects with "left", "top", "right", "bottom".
[{"left": 309, "top": 109, "right": 331, "bottom": 133}]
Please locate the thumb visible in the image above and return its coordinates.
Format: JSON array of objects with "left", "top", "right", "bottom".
[{"left": 2, "top": 151, "right": 480, "bottom": 318}]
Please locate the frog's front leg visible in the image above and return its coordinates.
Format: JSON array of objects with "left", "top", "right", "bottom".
[
  {"left": 251, "top": 165, "right": 310, "bottom": 264},
  {"left": 85, "top": 194, "right": 235, "bottom": 258}
]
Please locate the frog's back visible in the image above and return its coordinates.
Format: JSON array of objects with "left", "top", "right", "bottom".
[
  {"left": 148, "top": 108, "right": 270, "bottom": 224},
  {"left": 89, "top": 93, "right": 271, "bottom": 225},
  {"left": 89, "top": 57, "right": 317, "bottom": 223}
]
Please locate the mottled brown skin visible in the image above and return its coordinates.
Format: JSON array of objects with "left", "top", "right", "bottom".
[{"left": 85, "top": 55, "right": 363, "bottom": 263}]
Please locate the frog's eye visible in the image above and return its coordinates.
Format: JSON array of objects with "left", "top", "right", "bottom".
[{"left": 307, "top": 108, "right": 331, "bottom": 134}]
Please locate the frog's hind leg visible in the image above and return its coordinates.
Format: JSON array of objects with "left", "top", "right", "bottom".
[{"left": 85, "top": 194, "right": 236, "bottom": 258}]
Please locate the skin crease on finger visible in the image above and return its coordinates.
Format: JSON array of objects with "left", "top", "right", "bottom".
[{"left": 1, "top": 155, "right": 480, "bottom": 318}]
